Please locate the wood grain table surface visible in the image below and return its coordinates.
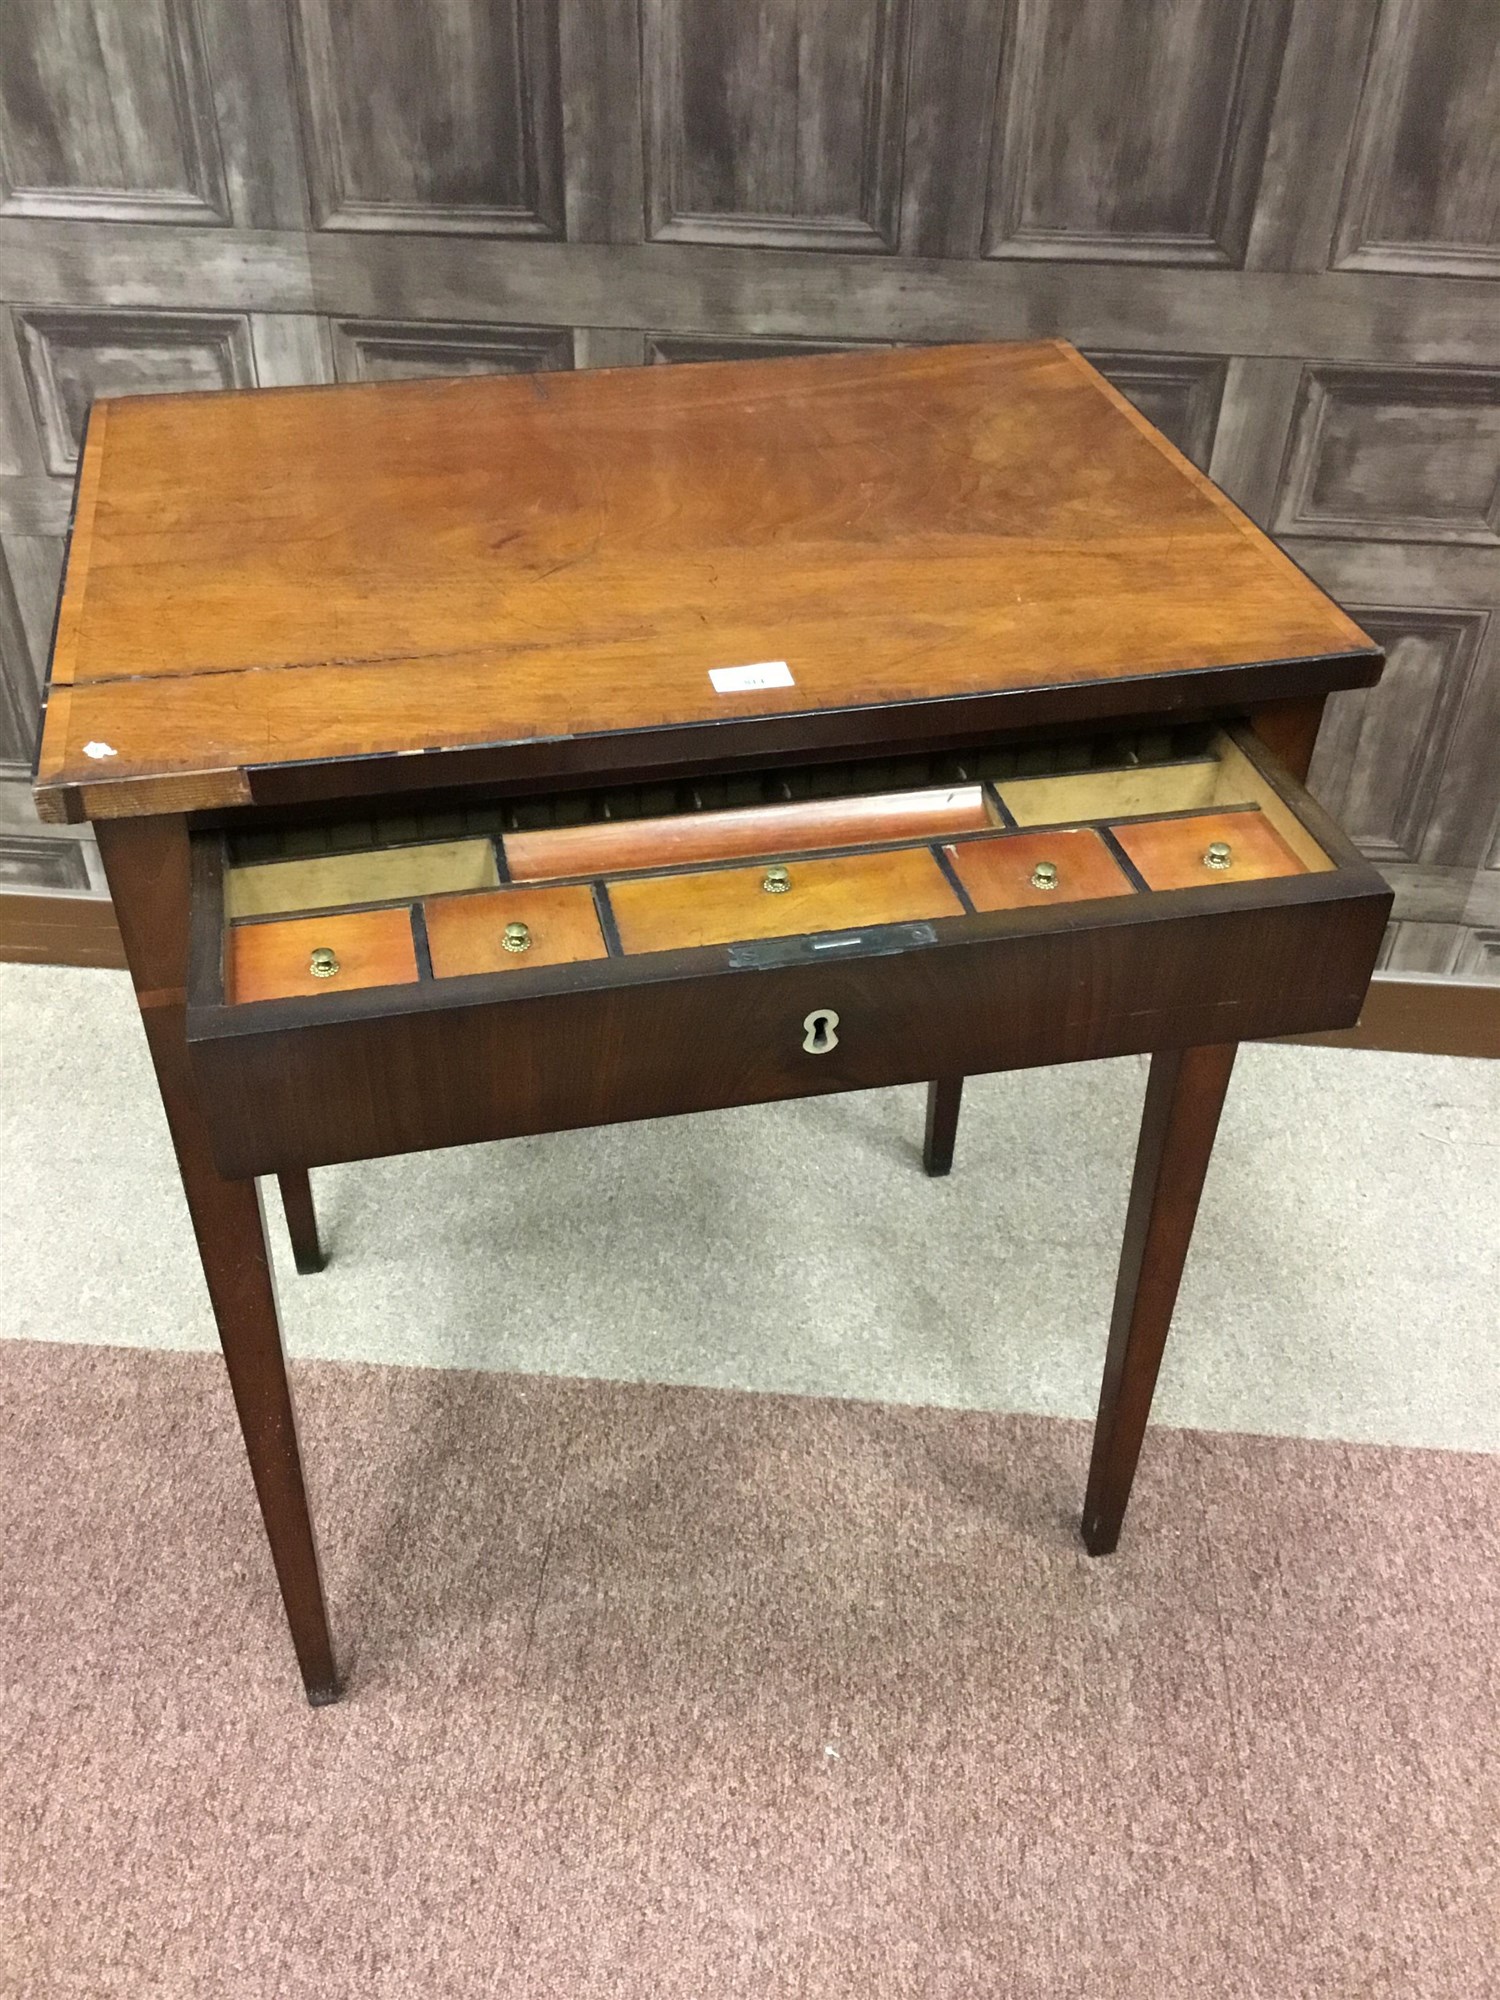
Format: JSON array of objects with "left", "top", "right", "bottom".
[{"left": 35, "top": 341, "right": 1377, "bottom": 824}]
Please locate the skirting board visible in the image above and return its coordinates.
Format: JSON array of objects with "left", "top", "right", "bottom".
[
  {"left": 1286, "top": 975, "right": 1500, "bottom": 1060},
  {"left": 0, "top": 892, "right": 127, "bottom": 970}
]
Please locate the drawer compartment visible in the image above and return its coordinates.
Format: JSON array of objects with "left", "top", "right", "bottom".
[
  {"left": 425, "top": 884, "right": 608, "bottom": 976},
  {"left": 226, "top": 907, "right": 419, "bottom": 1004},
  {"left": 607, "top": 848, "right": 965, "bottom": 955},
  {"left": 187, "top": 723, "right": 1391, "bottom": 1176},
  {"left": 1111, "top": 809, "right": 1307, "bottom": 891},
  {"left": 944, "top": 827, "right": 1132, "bottom": 910},
  {"left": 225, "top": 837, "right": 499, "bottom": 919}
]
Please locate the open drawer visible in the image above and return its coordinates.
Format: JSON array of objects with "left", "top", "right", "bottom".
[{"left": 186, "top": 723, "right": 1391, "bottom": 1177}]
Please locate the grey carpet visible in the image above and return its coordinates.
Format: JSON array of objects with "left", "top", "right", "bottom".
[{"left": 3, "top": 963, "right": 1498, "bottom": 1449}]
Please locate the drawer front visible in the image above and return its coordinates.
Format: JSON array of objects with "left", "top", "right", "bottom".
[
  {"left": 191, "top": 890, "right": 1389, "bottom": 1177},
  {"left": 187, "top": 722, "right": 1392, "bottom": 1176}
]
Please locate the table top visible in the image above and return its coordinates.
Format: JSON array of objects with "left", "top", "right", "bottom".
[{"left": 34, "top": 340, "right": 1377, "bottom": 824}]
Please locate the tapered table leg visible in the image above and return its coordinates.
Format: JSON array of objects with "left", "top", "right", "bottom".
[
  {"left": 277, "top": 1169, "right": 327, "bottom": 1274},
  {"left": 923, "top": 1077, "right": 964, "bottom": 1177},
  {"left": 98, "top": 818, "right": 339, "bottom": 1704},
  {"left": 1082, "top": 1042, "right": 1238, "bottom": 1556}
]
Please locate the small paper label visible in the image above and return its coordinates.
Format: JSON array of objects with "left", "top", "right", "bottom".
[{"left": 708, "top": 660, "right": 794, "bottom": 695}]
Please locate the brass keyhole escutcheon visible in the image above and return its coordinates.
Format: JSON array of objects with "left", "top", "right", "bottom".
[
  {"left": 802, "top": 1008, "right": 839, "bottom": 1054},
  {"left": 1204, "top": 840, "right": 1233, "bottom": 871},
  {"left": 1030, "top": 860, "right": 1059, "bottom": 891},
  {"left": 503, "top": 921, "right": 532, "bottom": 953},
  {"left": 762, "top": 864, "right": 791, "bottom": 894},
  {"left": 308, "top": 946, "right": 339, "bottom": 979}
]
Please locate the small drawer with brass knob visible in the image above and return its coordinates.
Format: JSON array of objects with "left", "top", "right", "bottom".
[
  {"left": 943, "top": 827, "right": 1132, "bottom": 912},
  {"left": 224, "top": 908, "right": 419, "bottom": 1005},
  {"left": 1111, "top": 810, "right": 1307, "bottom": 892},
  {"left": 424, "top": 884, "right": 608, "bottom": 977}
]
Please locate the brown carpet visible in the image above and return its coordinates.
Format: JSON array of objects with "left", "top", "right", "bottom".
[{"left": 1, "top": 1341, "right": 1495, "bottom": 1999}]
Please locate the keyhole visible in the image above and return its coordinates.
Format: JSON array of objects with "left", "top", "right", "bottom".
[{"left": 802, "top": 1007, "right": 840, "bottom": 1055}]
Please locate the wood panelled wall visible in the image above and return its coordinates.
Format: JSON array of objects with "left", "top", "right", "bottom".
[{"left": 1, "top": 0, "right": 1497, "bottom": 980}]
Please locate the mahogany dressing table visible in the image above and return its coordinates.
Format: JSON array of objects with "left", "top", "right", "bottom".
[{"left": 33, "top": 341, "right": 1391, "bottom": 1703}]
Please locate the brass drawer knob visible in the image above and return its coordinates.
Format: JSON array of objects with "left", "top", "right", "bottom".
[
  {"left": 503, "top": 921, "right": 532, "bottom": 953},
  {"left": 762, "top": 865, "right": 791, "bottom": 894},
  {"left": 308, "top": 946, "right": 340, "bottom": 979},
  {"left": 1204, "top": 840, "right": 1233, "bottom": 870},
  {"left": 1030, "top": 860, "right": 1059, "bottom": 890}
]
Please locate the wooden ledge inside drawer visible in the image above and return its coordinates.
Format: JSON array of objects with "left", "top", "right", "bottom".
[
  {"left": 504, "top": 785, "right": 992, "bottom": 881},
  {"left": 225, "top": 837, "right": 498, "bottom": 918},
  {"left": 227, "top": 907, "right": 418, "bottom": 1004},
  {"left": 608, "top": 847, "right": 964, "bottom": 954},
  {"left": 425, "top": 883, "right": 608, "bottom": 976},
  {"left": 996, "top": 759, "right": 1220, "bottom": 827}
]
